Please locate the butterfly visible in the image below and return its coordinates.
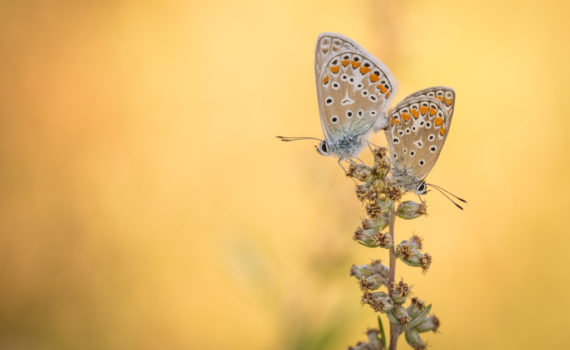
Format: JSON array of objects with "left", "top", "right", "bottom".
[
  {"left": 278, "top": 32, "right": 396, "bottom": 167},
  {"left": 385, "top": 86, "right": 465, "bottom": 207}
]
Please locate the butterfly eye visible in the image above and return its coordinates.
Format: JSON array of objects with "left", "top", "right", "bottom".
[
  {"left": 416, "top": 182, "right": 426, "bottom": 194},
  {"left": 321, "top": 141, "right": 328, "bottom": 153}
]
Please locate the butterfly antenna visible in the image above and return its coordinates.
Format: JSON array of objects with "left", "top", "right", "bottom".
[
  {"left": 276, "top": 136, "right": 322, "bottom": 142},
  {"left": 426, "top": 183, "right": 467, "bottom": 203},
  {"left": 426, "top": 184, "right": 464, "bottom": 210}
]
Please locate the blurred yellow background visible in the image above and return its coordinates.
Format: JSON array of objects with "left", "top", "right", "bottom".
[{"left": 1, "top": 0, "right": 569, "bottom": 349}]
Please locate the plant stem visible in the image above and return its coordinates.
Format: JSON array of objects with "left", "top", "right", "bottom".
[{"left": 388, "top": 205, "right": 397, "bottom": 350}]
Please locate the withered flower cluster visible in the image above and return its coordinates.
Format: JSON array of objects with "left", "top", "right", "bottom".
[{"left": 347, "top": 147, "right": 439, "bottom": 350}]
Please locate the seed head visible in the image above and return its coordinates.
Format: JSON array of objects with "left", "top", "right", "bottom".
[
  {"left": 385, "top": 185, "right": 403, "bottom": 202},
  {"left": 362, "top": 291, "right": 393, "bottom": 313},
  {"left": 407, "top": 297, "right": 426, "bottom": 318},
  {"left": 347, "top": 164, "right": 372, "bottom": 181},
  {"left": 405, "top": 328, "right": 426, "bottom": 350},
  {"left": 416, "top": 315, "right": 440, "bottom": 333},
  {"left": 396, "top": 201, "right": 427, "bottom": 220}
]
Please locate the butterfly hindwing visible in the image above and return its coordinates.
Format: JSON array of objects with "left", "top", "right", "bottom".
[
  {"left": 385, "top": 89, "right": 454, "bottom": 180},
  {"left": 406, "top": 86, "right": 456, "bottom": 117},
  {"left": 315, "top": 33, "right": 396, "bottom": 142}
]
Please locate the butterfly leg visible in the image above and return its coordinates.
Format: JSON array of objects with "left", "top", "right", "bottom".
[
  {"left": 355, "top": 156, "right": 366, "bottom": 165},
  {"left": 337, "top": 158, "right": 348, "bottom": 173}
]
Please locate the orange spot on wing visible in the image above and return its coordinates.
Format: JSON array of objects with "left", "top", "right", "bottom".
[
  {"left": 440, "top": 125, "right": 446, "bottom": 136},
  {"left": 401, "top": 112, "right": 410, "bottom": 122},
  {"left": 332, "top": 47, "right": 338, "bottom": 51},
  {"left": 352, "top": 61, "right": 361, "bottom": 68},
  {"left": 395, "top": 119, "right": 401, "bottom": 125},
  {"left": 411, "top": 108, "right": 419, "bottom": 118},
  {"left": 434, "top": 117, "right": 444, "bottom": 126},
  {"left": 445, "top": 98, "right": 453, "bottom": 106},
  {"left": 420, "top": 106, "right": 428, "bottom": 115},
  {"left": 436, "top": 95, "right": 444, "bottom": 102},
  {"left": 385, "top": 91, "right": 390, "bottom": 98},
  {"left": 341, "top": 60, "right": 349, "bottom": 67},
  {"left": 429, "top": 107, "right": 436, "bottom": 116},
  {"left": 390, "top": 118, "right": 394, "bottom": 126},
  {"left": 369, "top": 74, "right": 379, "bottom": 82},
  {"left": 330, "top": 66, "right": 340, "bottom": 73},
  {"left": 323, "top": 75, "right": 329, "bottom": 84},
  {"left": 378, "top": 85, "right": 387, "bottom": 93},
  {"left": 360, "top": 66, "right": 371, "bottom": 74}
]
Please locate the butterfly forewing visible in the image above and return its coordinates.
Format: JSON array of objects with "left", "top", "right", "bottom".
[
  {"left": 385, "top": 93, "right": 454, "bottom": 181},
  {"left": 315, "top": 33, "right": 396, "bottom": 141}
]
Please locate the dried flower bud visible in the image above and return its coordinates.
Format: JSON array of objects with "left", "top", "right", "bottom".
[
  {"left": 354, "top": 227, "right": 382, "bottom": 248},
  {"left": 360, "top": 274, "right": 386, "bottom": 291},
  {"left": 347, "top": 164, "right": 372, "bottom": 181},
  {"left": 416, "top": 315, "right": 440, "bottom": 333},
  {"left": 377, "top": 232, "right": 392, "bottom": 249},
  {"left": 420, "top": 253, "right": 432, "bottom": 271},
  {"left": 350, "top": 264, "right": 376, "bottom": 280},
  {"left": 363, "top": 291, "right": 394, "bottom": 313},
  {"left": 361, "top": 218, "right": 379, "bottom": 230},
  {"left": 390, "top": 305, "right": 411, "bottom": 325},
  {"left": 356, "top": 183, "right": 370, "bottom": 201},
  {"left": 348, "top": 341, "right": 372, "bottom": 350},
  {"left": 370, "top": 260, "right": 390, "bottom": 279},
  {"left": 390, "top": 280, "right": 410, "bottom": 304},
  {"left": 404, "top": 329, "right": 426, "bottom": 350},
  {"left": 372, "top": 146, "right": 387, "bottom": 161},
  {"left": 396, "top": 240, "right": 432, "bottom": 271},
  {"left": 409, "top": 235, "right": 422, "bottom": 249},
  {"left": 366, "top": 203, "right": 382, "bottom": 219},
  {"left": 396, "top": 201, "right": 427, "bottom": 219},
  {"left": 366, "top": 329, "right": 383, "bottom": 350},
  {"left": 385, "top": 185, "right": 403, "bottom": 201},
  {"left": 407, "top": 298, "right": 426, "bottom": 318}
]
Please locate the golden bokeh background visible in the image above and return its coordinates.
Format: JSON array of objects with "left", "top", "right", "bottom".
[{"left": 1, "top": 0, "right": 569, "bottom": 349}]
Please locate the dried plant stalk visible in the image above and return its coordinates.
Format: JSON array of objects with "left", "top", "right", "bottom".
[{"left": 348, "top": 147, "right": 439, "bottom": 350}]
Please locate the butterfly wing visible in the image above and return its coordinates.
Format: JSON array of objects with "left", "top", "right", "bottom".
[
  {"left": 385, "top": 88, "right": 455, "bottom": 180},
  {"left": 315, "top": 33, "right": 397, "bottom": 141},
  {"left": 406, "top": 86, "right": 456, "bottom": 117}
]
